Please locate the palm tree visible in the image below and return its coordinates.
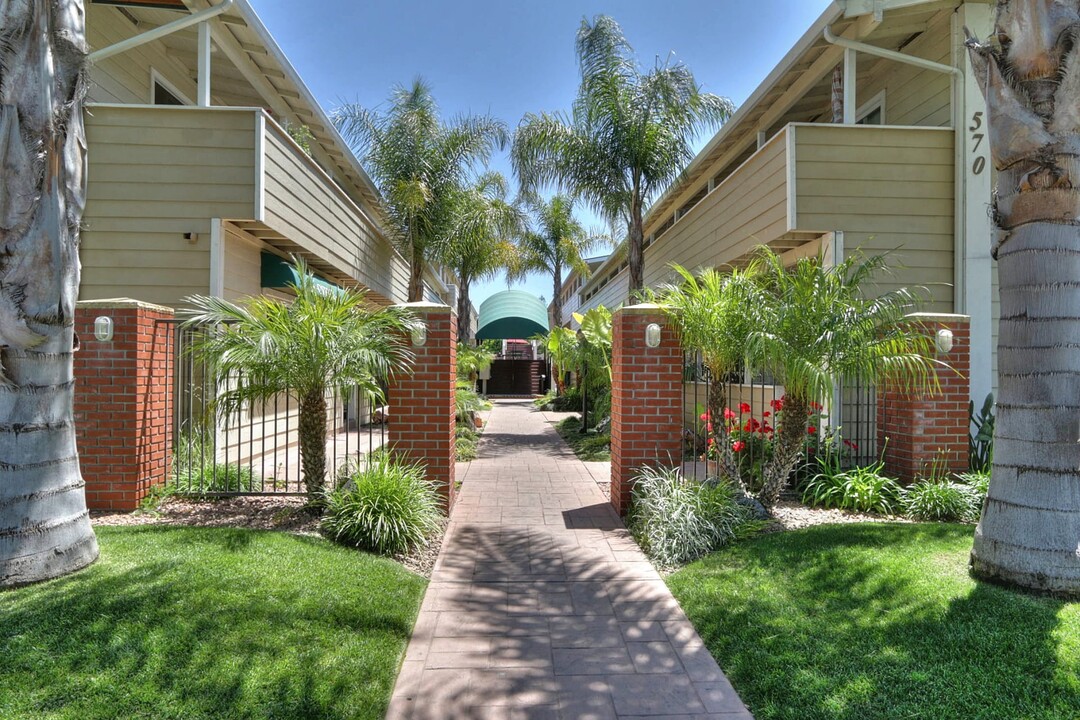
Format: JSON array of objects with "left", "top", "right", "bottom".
[
  {"left": 441, "top": 172, "right": 524, "bottom": 341},
  {"left": 510, "top": 195, "right": 602, "bottom": 329},
  {"left": 0, "top": 1, "right": 99, "bottom": 587},
  {"left": 512, "top": 15, "right": 733, "bottom": 301},
  {"left": 663, "top": 250, "right": 941, "bottom": 508},
  {"left": 181, "top": 259, "right": 417, "bottom": 500},
  {"left": 334, "top": 79, "right": 507, "bottom": 302},
  {"left": 966, "top": 1, "right": 1080, "bottom": 595}
]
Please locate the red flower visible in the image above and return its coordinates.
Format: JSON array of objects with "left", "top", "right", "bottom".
[
  {"left": 700, "top": 412, "right": 710, "bottom": 422},
  {"left": 706, "top": 423, "right": 714, "bottom": 433},
  {"left": 843, "top": 440, "right": 859, "bottom": 451},
  {"left": 707, "top": 437, "right": 715, "bottom": 446},
  {"left": 732, "top": 441, "right": 746, "bottom": 452},
  {"left": 810, "top": 402, "right": 823, "bottom": 411},
  {"left": 763, "top": 423, "right": 774, "bottom": 434},
  {"left": 723, "top": 408, "right": 737, "bottom": 421},
  {"left": 763, "top": 411, "right": 771, "bottom": 418},
  {"left": 739, "top": 402, "right": 751, "bottom": 414},
  {"left": 769, "top": 398, "right": 784, "bottom": 411},
  {"left": 807, "top": 426, "right": 817, "bottom": 435},
  {"left": 744, "top": 418, "right": 761, "bottom": 433}
]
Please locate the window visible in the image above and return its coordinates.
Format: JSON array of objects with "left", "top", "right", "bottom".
[
  {"left": 150, "top": 69, "right": 191, "bottom": 106},
  {"left": 856, "top": 91, "right": 885, "bottom": 125}
]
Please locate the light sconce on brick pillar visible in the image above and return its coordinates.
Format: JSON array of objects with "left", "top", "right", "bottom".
[
  {"left": 73, "top": 299, "right": 175, "bottom": 511},
  {"left": 609, "top": 304, "right": 684, "bottom": 515},
  {"left": 877, "top": 313, "right": 971, "bottom": 483}
]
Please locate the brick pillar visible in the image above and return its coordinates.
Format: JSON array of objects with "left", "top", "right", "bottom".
[
  {"left": 74, "top": 299, "right": 174, "bottom": 511},
  {"left": 877, "top": 313, "right": 970, "bottom": 483},
  {"left": 389, "top": 303, "right": 457, "bottom": 512},
  {"left": 610, "top": 304, "right": 684, "bottom": 515}
]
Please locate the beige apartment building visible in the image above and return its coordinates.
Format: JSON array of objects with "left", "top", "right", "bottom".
[
  {"left": 576, "top": 0, "right": 997, "bottom": 405},
  {"left": 80, "top": 0, "right": 454, "bottom": 309}
]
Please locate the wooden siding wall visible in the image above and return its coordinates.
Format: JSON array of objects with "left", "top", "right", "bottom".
[
  {"left": 81, "top": 106, "right": 257, "bottom": 305},
  {"left": 648, "top": 129, "right": 790, "bottom": 284},
  {"left": 583, "top": 129, "right": 791, "bottom": 311},
  {"left": 262, "top": 123, "right": 409, "bottom": 303},
  {"left": 86, "top": 3, "right": 198, "bottom": 105},
  {"left": 857, "top": 9, "right": 953, "bottom": 127},
  {"left": 793, "top": 124, "right": 955, "bottom": 312}
]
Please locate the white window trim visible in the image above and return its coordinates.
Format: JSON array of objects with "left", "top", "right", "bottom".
[
  {"left": 149, "top": 68, "right": 193, "bottom": 106},
  {"left": 856, "top": 90, "right": 886, "bottom": 124}
]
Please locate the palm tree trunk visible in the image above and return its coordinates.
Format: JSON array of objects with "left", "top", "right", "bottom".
[
  {"left": 408, "top": 247, "right": 425, "bottom": 302},
  {"left": 758, "top": 395, "right": 809, "bottom": 509},
  {"left": 0, "top": 0, "right": 98, "bottom": 587},
  {"left": 551, "top": 260, "right": 563, "bottom": 330},
  {"left": 966, "top": 1, "right": 1080, "bottom": 595},
  {"left": 627, "top": 196, "right": 645, "bottom": 300},
  {"left": 457, "top": 276, "right": 471, "bottom": 342},
  {"left": 298, "top": 388, "right": 328, "bottom": 500}
]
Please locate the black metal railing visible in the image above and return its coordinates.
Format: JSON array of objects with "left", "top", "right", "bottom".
[
  {"left": 681, "top": 350, "right": 886, "bottom": 491},
  {"left": 162, "top": 319, "right": 387, "bottom": 495}
]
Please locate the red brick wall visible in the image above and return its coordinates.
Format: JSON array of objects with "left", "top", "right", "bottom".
[
  {"left": 610, "top": 306, "right": 684, "bottom": 515},
  {"left": 74, "top": 301, "right": 174, "bottom": 510},
  {"left": 388, "top": 304, "right": 457, "bottom": 512},
  {"left": 878, "top": 314, "right": 970, "bottom": 483}
]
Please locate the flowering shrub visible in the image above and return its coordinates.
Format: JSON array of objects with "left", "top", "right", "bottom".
[{"left": 698, "top": 395, "right": 832, "bottom": 493}]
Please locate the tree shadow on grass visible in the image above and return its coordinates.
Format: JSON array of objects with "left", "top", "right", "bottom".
[
  {"left": 0, "top": 525, "right": 424, "bottom": 720},
  {"left": 670, "top": 523, "right": 1079, "bottom": 720}
]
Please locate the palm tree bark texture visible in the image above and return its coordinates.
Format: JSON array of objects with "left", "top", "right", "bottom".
[
  {"left": 0, "top": 0, "right": 99, "bottom": 586},
  {"left": 967, "top": 0, "right": 1080, "bottom": 595}
]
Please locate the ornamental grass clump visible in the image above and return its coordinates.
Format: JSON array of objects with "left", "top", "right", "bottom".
[
  {"left": 628, "top": 465, "right": 757, "bottom": 567},
  {"left": 322, "top": 455, "right": 442, "bottom": 555},
  {"left": 802, "top": 462, "right": 902, "bottom": 515},
  {"left": 901, "top": 479, "right": 982, "bottom": 523}
]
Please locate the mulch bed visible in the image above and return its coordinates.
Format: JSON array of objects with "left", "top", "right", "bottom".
[{"left": 91, "top": 496, "right": 445, "bottom": 577}]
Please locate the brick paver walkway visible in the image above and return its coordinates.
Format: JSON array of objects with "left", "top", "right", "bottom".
[{"left": 387, "top": 399, "right": 752, "bottom": 719}]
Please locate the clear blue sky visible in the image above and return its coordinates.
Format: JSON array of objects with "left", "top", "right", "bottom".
[{"left": 252, "top": 0, "right": 833, "bottom": 308}]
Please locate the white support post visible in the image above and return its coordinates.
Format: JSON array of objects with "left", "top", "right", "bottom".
[
  {"left": 197, "top": 21, "right": 211, "bottom": 107},
  {"left": 954, "top": 3, "right": 994, "bottom": 406},
  {"left": 757, "top": 130, "right": 767, "bottom": 149},
  {"left": 210, "top": 218, "right": 225, "bottom": 298},
  {"left": 843, "top": 48, "right": 857, "bottom": 124}
]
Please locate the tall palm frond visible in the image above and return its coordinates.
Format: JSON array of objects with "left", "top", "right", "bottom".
[
  {"left": 512, "top": 15, "right": 734, "bottom": 300},
  {"left": 441, "top": 172, "right": 525, "bottom": 340},
  {"left": 334, "top": 78, "right": 508, "bottom": 301}
]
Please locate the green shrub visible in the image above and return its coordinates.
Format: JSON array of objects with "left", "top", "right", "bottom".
[
  {"left": 456, "top": 424, "right": 480, "bottom": 462},
  {"left": 321, "top": 455, "right": 442, "bottom": 554},
  {"left": 174, "top": 462, "right": 257, "bottom": 494},
  {"left": 172, "top": 426, "right": 257, "bottom": 493},
  {"left": 802, "top": 456, "right": 901, "bottom": 514},
  {"left": 901, "top": 479, "right": 981, "bottom": 522},
  {"left": 456, "top": 382, "right": 490, "bottom": 423},
  {"left": 628, "top": 466, "right": 758, "bottom": 567}
]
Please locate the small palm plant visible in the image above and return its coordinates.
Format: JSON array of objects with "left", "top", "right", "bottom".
[
  {"left": 663, "top": 249, "right": 942, "bottom": 507},
  {"left": 182, "top": 259, "right": 417, "bottom": 500}
]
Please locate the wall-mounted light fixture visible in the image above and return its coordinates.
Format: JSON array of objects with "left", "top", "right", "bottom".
[
  {"left": 935, "top": 328, "right": 954, "bottom": 354},
  {"left": 645, "top": 322, "right": 662, "bottom": 348},
  {"left": 411, "top": 323, "right": 427, "bottom": 347},
  {"left": 94, "top": 316, "right": 114, "bottom": 342}
]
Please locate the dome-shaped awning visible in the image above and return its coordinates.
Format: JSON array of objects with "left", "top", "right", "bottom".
[{"left": 476, "top": 290, "right": 549, "bottom": 340}]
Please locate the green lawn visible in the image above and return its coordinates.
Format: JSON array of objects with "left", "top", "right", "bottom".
[
  {"left": 667, "top": 523, "right": 1080, "bottom": 720},
  {"left": 555, "top": 416, "right": 611, "bottom": 461},
  {"left": 0, "top": 526, "right": 426, "bottom": 720}
]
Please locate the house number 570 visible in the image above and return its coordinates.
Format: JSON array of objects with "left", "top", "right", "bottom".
[{"left": 969, "top": 111, "right": 986, "bottom": 175}]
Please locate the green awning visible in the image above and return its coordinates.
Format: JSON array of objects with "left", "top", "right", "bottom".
[
  {"left": 476, "top": 290, "right": 549, "bottom": 340},
  {"left": 260, "top": 252, "right": 340, "bottom": 295}
]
